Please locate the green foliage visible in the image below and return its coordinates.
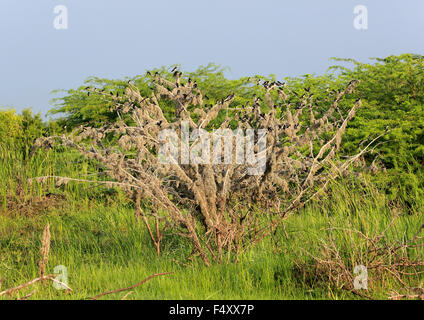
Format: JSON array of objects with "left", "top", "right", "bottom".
[
  {"left": 284, "top": 54, "right": 424, "bottom": 202},
  {"left": 0, "top": 108, "right": 22, "bottom": 147},
  {"left": 330, "top": 54, "right": 424, "bottom": 169},
  {"left": 0, "top": 108, "right": 59, "bottom": 159}
]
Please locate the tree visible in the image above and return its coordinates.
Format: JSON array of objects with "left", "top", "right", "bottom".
[{"left": 32, "top": 73, "right": 375, "bottom": 265}]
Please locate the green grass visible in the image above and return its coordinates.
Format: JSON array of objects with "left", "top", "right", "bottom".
[{"left": 0, "top": 148, "right": 423, "bottom": 300}]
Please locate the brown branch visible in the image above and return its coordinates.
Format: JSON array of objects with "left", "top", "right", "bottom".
[{"left": 90, "top": 272, "right": 173, "bottom": 300}]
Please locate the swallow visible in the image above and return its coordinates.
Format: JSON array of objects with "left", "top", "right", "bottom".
[
  {"left": 224, "top": 93, "right": 235, "bottom": 102},
  {"left": 171, "top": 66, "right": 178, "bottom": 72}
]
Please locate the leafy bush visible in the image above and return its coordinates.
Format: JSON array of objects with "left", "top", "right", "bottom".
[
  {"left": 0, "top": 109, "right": 23, "bottom": 149},
  {"left": 0, "top": 108, "right": 59, "bottom": 159}
]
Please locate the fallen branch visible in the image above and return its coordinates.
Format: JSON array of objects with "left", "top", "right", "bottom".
[
  {"left": 0, "top": 274, "right": 53, "bottom": 297},
  {"left": 90, "top": 272, "right": 173, "bottom": 300},
  {"left": 16, "top": 289, "right": 37, "bottom": 300}
]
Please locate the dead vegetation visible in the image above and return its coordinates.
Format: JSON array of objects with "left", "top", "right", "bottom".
[
  {"left": 294, "top": 218, "right": 424, "bottom": 299},
  {"left": 1, "top": 176, "right": 66, "bottom": 216},
  {"left": 30, "top": 72, "right": 381, "bottom": 265}
]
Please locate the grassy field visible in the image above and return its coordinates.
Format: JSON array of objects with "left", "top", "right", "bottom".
[{"left": 1, "top": 146, "right": 423, "bottom": 300}]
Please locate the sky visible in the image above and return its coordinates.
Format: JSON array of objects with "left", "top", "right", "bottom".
[{"left": 0, "top": 0, "right": 423, "bottom": 117}]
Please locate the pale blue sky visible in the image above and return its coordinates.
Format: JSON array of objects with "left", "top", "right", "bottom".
[{"left": 1, "top": 0, "right": 423, "bottom": 116}]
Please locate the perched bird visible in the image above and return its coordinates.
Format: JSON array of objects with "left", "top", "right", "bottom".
[
  {"left": 171, "top": 66, "right": 178, "bottom": 72},
  {"left": 348, "top": 80, "right": 358, "bottom": 87},
  {"left": 224, "top": 93, "right": 235, "bottom": 102}
]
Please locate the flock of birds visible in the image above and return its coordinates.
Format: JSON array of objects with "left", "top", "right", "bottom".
[{"left": 82, "top": 68, "right": 364, "bottom": 134}]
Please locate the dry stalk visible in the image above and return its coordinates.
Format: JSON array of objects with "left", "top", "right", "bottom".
[{"left": 38, "top": 223, "right": 51, "bottom": 282}]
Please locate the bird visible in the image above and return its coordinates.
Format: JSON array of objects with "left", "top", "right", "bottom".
[
  {"left": 171, "top": 66, "right": 178, "bottom": 72},
  {"left": 224, "top": 93, "right": 235, "bottom": 102},
  {"left": 348, "top": 80, "right": 358, "bottom": 87}
]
